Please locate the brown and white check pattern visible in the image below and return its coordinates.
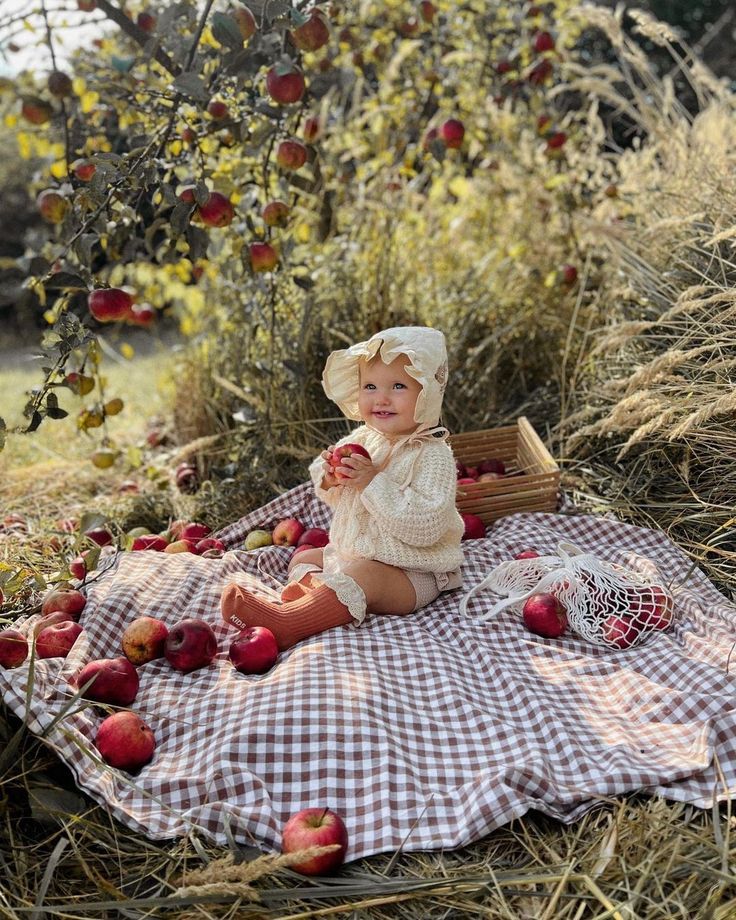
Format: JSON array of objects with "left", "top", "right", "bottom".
[{"left": 2, "top": 483, "right": 736, "bottom": 862}]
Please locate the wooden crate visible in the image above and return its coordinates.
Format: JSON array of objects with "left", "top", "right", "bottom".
[{"left": 448, "top": 417, "right": 560, "bottom": 525}]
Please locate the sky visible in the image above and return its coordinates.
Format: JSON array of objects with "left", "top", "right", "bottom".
[{"left": 0, "top": 0, "right": 112, "bottom": 77}]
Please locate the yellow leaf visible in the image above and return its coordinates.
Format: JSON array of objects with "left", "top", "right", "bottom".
[
  {"left": 72, "top": 77, "right": 86, "bottom": 95},
  {"left": 17, "top": 132, "right": 32, "bottom": 159},
  {"left": 4, "top": 113, "right": 18, "bottom": 128},
  {"left": 50, "top": 159, "right": 67, "bottom": 179},
  {"left": 80, "top": 91, "right": 99, "bottom": 114},
  {"left": 544, "top": 174, "right": 568, "bottom": 190},
  {"left": 294, "top": 223, "right": 311, "bottom": 243},
  {"left": 448, "top": 176, "right": 472, "bottom": 198},
  {"left": 120, "top": 343, "right": 135, "bottom": 360},
  {"left": 544, "top": 270, "right": 558, "bottom": 288}
]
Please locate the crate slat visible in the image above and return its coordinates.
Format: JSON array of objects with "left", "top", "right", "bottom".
[{"left": 448, "top": 416, "right": 560, "bottom": 524}]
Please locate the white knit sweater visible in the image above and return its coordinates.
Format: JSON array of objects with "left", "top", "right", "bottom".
[{"left": 308, "top": 425, "right": 465, "bottom": 573}]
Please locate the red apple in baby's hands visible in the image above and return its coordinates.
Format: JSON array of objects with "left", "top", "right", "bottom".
[
  {"left": 460, "top": 513, "right": 486, "bottom": 540},
  {"left": 292, "top": 543, "right": 316, "bottom": 557},
  {"left": 328, "top": 444, "right": 371, "bottom": 480},
  {"left": 281, "top": 807, "right": 349, "bottom": 875},
  {"left": 0, "top": 629, "right": 28, "bottom": 668},
  {"left": 36, "top": 621, "right": 84, "bottom": 659},
  {"left": 229, "top": 626, "right": 279, "bottom": 674},
  {"left": 522, "top": 593, "right": 567, "bottom": 638},
  {"left": 272, "top": 518, "right": 306, "bottom": 547},
  {"left": 74, "top": 657, "right": 140, "bottom": 705},
  {"left": 96, "top": 710, "right": 156, "bottom": 772},
  {"left": 297, "top": 528, "right": 329, "bottom": 548},
  {"left": 122, "top": 616, "right": 169, "bottom": 665},
  {"left": 164, "top": 619, "right": 218, "bottom": 672},
  {"left": 42, "top": 586, "right": 86, "bottom": 618}
]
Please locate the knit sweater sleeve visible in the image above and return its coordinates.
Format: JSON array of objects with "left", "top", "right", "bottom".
[
  {"left": 308, "top": 426, "right": 371, "bottom": 508},
  {"left": 359, "top": 442, "right": 457, "bottom": 546}
]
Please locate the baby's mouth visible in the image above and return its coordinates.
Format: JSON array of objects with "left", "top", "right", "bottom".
[{"left": 373, "top": 411, "right": 394, "bottom": 418}]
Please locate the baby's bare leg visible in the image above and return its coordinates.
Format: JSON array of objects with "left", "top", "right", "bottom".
[
  {"left": 283, "top": 547, "right": 324, "bottom": 601},
  {"left": 341, "top": 559, "right": 416, "bottom": 616}
]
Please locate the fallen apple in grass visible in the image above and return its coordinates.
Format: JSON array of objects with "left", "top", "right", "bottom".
[
  {"left": 164, "top": 619, "right": 218, "bottom": 673},
  {"left": 42, "top": 586, "right": 86, "bottom": 618},
  {"left": 0, "top": 629, "right": 28, "bottom": 668},
  {"left": 96, "top": 710, "right": 155, "bottom": 772},
  {"left": 272, "top": 518, "right": 305, "bottom": 547},
  {"left": 179, "top": 522, "right": 211, "bottom": 542},
  {"left": 229, "top": 626, "right": 279, "bottom": 674},
  {"left": 36, "top": 621, "right": 84, "bottom": 659},
  {"left": 281, "top": 807, "right": 349, "bottom": 875},
  {"left": 74, "top": 657, "right": 140, "bottom": 705},
  {"left": 131, "top": 535, "right": 169, "bottom": 552},
  {"left": 122, "top": 616, "right": 169, "bottom": 665},
  {"left": 522, "top": 593, "right": 567, "bottom": 638}
]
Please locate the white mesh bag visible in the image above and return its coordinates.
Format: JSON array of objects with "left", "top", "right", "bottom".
[{"left": 459, "top": 541, "right": 675, "bottom": 648}]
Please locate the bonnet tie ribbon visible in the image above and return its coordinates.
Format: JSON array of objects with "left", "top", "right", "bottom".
[{"left": 376, "top": 423, "right": 450, "bottom": 490}]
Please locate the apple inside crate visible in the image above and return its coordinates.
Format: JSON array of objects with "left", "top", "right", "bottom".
[{"left": 448, "top": 416, "right": 560, "bottom": 525}]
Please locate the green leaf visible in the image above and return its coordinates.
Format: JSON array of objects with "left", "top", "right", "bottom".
[
  {"left": 170, "top": 200, "right": 194, "bottom": 237},
  {"left": 46, "top": 407, "right": 69, "bottom": 420},
  {"left": 172, "top": 71, "right": 209, "bottom": 102},
  {"left": 211, "top": 12, "right": 244, "bottom": 51},
  {"left": 0, "top": 417, "right": 5, "bottom": 452},
  {"left": 78, "top": 511, "right": 109, "bottom": 535}
]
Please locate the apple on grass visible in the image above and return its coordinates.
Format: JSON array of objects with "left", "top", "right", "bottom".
[
  {"left": 273, "top": 518, "right": 305, "bottom": 547},
  {"left": 36, "top": 621, "right": 84, "bottom": 659},
  {"left": 74, "top": 657, "right": 140, "bottom": 705},
  {"left": 522, "top": 594, "right": 567, "bottom": 638},
  {"left": 229, "top": 626, "right": 278, "bottom": 675},
  {"left": 0, "top": 629, "right": 29, "bottom": 668},
  {"left": 96, "top": 710, "right": 155, "bottom": 772},
  {"left": 122, "top": 616, "right": 169, "bottom": 665},
  {"left": 164, "top": 619, "right": 218, "bottom": 673},
  {"left": 180, "top": 522, "right": 211, "bottom": 542},
  {"left": 42, "top": 586, "right": 86, "bottom": 618},
  {"left": 131, "top": 535, "right": 169, "bottom": 552},
  {"left": 281, "top": 807, "right": 349, "bottom": 875}
]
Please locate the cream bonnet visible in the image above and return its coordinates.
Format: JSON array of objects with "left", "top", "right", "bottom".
[{"left": 322, "top": 326, "right": 449, "bottom": 428}]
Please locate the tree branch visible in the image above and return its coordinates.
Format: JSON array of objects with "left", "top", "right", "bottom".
[{"left": 93, "top": 0, "right": 181, "bottom": 77}]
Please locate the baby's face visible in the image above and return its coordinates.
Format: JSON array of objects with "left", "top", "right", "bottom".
[{"left": 358, "top": 354, "right": 422, "bottom": 436}]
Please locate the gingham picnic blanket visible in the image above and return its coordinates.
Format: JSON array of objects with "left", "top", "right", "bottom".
[{"left": 3, "top": 482, "right": 736, "bottom": 862}]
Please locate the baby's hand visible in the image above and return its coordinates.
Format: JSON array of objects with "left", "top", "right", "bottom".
[
  {"left": 320, "top": 446, "right": 340, "bottom": 490},
  {"left": 334, "top": 453, "right": 378, "bottom": 491}
]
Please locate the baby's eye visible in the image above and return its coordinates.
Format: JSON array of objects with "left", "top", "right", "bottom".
[
  {"left": 363, "top": 383, "right": 375, "bottom": 389},
  {"left": 393, "top": 383, "right": 406, "bottom": 389}
]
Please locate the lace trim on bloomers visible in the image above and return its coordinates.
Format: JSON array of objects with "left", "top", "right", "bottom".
[
  {"left": 286, "top": 562, "right": 322, "bottom": 585},
  {"left": 312, "top": 570, "right": 367, "bottom": 626}
]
